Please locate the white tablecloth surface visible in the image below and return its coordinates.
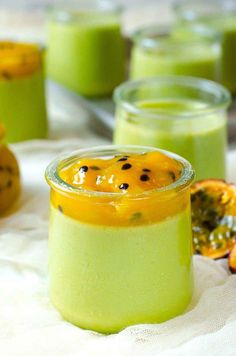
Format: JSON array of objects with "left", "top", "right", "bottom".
[{"left": 0, "top": 124, "right": 235, "bottom": 356}]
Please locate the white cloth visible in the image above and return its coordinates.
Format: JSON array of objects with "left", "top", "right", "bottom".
[{"left": 0, "top": 135, "right": 236, "bottom": 355}]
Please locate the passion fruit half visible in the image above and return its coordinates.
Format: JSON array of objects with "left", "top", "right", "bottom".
[
  {"left": 191, "top": 179, "right": 236, "bottom": 259},
  {"left": 228, "top": 244, "right": 236, "bottom": 274}
]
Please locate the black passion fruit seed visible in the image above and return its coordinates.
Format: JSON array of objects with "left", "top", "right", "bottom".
[
  {"left": 140, "top": 174, "right": 150, "bottom": 182},
  {"left": 79, "top": 165, "right": 88, "bottom": 173},
  {"left": 119, "top": 183, "right": 129, "bottom": 190},
  {"left": 117, "top": 157, "right": 128, "bottom": 162},
  {"left": 90, "top": 166, "right": 100, "bottom": 171},
  {"left": 130, "top": 212, "right": 142, "bottom": 221},
  {"left": 58, "top": 205, "right": 63, "bottom": 213},
  {"left": 122, "top": 163, "right": 132, "bottom": 170}
]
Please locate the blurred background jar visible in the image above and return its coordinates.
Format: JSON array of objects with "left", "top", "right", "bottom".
[
  {"left": 174, "top": 0, "right": 236, "bottom": 95},
  {"left": 0, "top": 41, "right": 48, "bottom": 142},
  {"left": 130, "top": 24, "right": 221, "bottom": 82},
  {"left": 114, "top": 76, "right": 231, "bottom": 180},
  {"left": 46, "top": 0, "right": 126, "bottom": 98}
]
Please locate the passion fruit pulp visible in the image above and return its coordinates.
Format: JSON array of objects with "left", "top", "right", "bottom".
[{"left": 191, "top": 179, "right": 236, "bottom": 259}]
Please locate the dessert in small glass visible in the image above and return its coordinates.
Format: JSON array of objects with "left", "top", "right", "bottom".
[
  {"left": 0, "top": 41, "right": 48, "bottom": 143},
  {"left": 174, "top": 0, "right": 236, "bottom": 94},
  {"left": 0, "top": 122, "right": 20, "bottom": 213},
  {"left": 47, "top": 0, "right": 125, "bottom": 97},
  {"left": 114, "top": 76, "right": 231, "bottom": 180},
  {"left": 130, "top": 25, "right": 221, "bottom": 81},
  {"left": 46, "top": 145, "right": 194, "bottom": 334}
]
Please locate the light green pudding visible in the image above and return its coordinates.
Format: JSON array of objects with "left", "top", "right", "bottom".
[
  {"left": 174, "top": 0, "right": 236, "bottom": 93},
  {"left": 114, "top": 76, "right": 231, "bottom": 180},
  {"left": 0, "top": 41, "right": 47, "bottom": 143},
  {"left": 46, "top": 146, "right": 194, "bottom": 333},
  {"left": 130, "top": 26, "right": 220, "bottom": 81},
  {"left": 115, "top": 99, "right": 227, "bottom": 180},
  {"left": 49, "top": 206, "right": 193, "bottom": 333},
  {"left": 47, "top": 3, "right": 125, "bottom": 97},
  {"left": 0, "top": 70, "right": 47, "bottom": 142}
]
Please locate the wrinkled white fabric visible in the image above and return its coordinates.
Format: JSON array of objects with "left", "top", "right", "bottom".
[{"left": 0, "top": 131, "right": 235, "bottom": 356}]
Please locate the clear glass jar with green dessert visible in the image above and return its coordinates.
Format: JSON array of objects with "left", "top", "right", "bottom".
[
  {"left": 0, "top": 41, "right": 48, "bottom": 143},
  {"left": 114, "top": 76, "right": 231, "bottom": 180},
  {"left": 46, "top": 145, "right": 194, "bottom": 334},
  {"left": 174, "top": 0, "right": 236, "bottom": 94},
  {"left": 130, "top": 24, "right": 221, "bottom": 81},
  {"left": 46, "top": 0, "right": 125, "bottom": 97}
]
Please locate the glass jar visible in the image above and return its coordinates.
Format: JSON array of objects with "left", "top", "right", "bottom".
[
  {"left": 114, "top": 76, "right": 231, "bottom": 180},
  {"left": 174, "top": 0, "right": 236, "bottom": 94},
  {"left": 130, "top": 24, "right": 221, "bottom": 82},
  {"left": 0, "top": 41, "right": 48, "bottom": 142},
  {"left": 47, "top": 0, "right": 125, "bottom": 97},
  {"left": 46, "top": 144, "right": 194, "bottom": 333}
]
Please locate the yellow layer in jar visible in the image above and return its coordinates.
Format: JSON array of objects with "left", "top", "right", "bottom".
[
  {"left": 0, "top": 41, "right": 42, "bottom": 80},
  {"left": 51, "top": 151, "right": 188, "bottom": 226}
]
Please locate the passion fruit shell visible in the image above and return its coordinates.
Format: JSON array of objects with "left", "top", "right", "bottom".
[
  {"left": 191, "top": 179, "right": 236, "bottom": 260},
  {"left": 0, "top": 145, "right": 20, "bottom": 214},
  {"left": 228, "top": 244, "right": 236, "bottom": 274}
]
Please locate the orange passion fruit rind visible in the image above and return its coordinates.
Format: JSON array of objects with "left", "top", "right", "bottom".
[
  {"left": 0, "top": 41, "right": 42, "bottom": 80},
  {"left": 0, "top": 145, "right": 21, "bottom": 214},
  {"left": 50, "top": 151, "right": 191, "bottom": 226},
  {"left": 0, "top": 123, "right": 21, "bottom": 214},
  {"left": 228, "top": 244, "right": 236, "bottom": 274},
  {"left": 191, "top": 179, "right": 236, "bottom": 260}
]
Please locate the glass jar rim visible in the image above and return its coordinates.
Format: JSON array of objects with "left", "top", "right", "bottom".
[
  {"left": 0, "top": 40, "right": 44, "bottom": 59},
  {"left": 132, "top": 24, "right": 220, "bottom": 50},
  {"left": 174, "top": 0, "right": 236, "bottom": 20},
  {"left": 113, "top": 76, "right": 231, "bottom": 120},
  {"left": 45, "top": 145, "right": 194, "bottom": 199},
  {"left": 47, "top": 0, "right": 123, "bottom": 19}
]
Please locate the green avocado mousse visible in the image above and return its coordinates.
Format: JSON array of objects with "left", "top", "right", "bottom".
[
  {"left": 174, "top": 0, "right": 236, "bottom": 94},
  {"left": 0, "top": 41, "right": 48, "bottom": 143},
  {"left": 46, "top": 0, "right": 125, "bottom": 97},
  {"left": 114, "top": 76, "right": 231, "bottom": 180},
  {"left": 130, "top": 25, "right": 221, "bottom": 81},
  {"left": 45, "top": 145, "right": 194, "bottom": 334}
]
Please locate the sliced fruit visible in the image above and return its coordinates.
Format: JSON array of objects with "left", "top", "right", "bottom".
[
  {"left": 0, "top": 144, "right": 20, "bottom": 214},
  {"left": 228, "top": 244, "right": 236, "bottom": 274},
  {"left": 191, "top": 179, "right": 236, "bottom": 259}
]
